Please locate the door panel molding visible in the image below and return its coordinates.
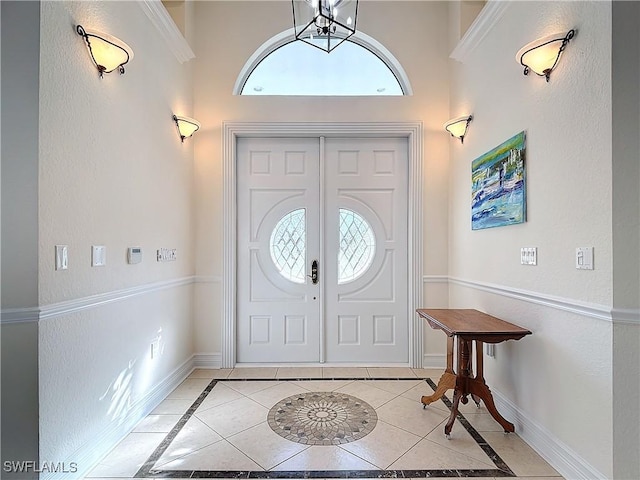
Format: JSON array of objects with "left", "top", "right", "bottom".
[{"left": 223, "top": 122, "right": 424, "bottom": 368}]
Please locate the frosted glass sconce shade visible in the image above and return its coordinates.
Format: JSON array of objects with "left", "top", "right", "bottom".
[
  {"left": 516, "top": 29, "right": 575, "bottom": 82},
  {"left": 76, "top": 25, "right": 133, "bottom": 78},
  {"left": 444, "top": 115, "right": 473, "bottom": 144},
  {"left": 173, "top": 115, "right": 201, "bottom": 142},
  {"left": 292, "top": 0, "right": 358, "bottom": 53}
]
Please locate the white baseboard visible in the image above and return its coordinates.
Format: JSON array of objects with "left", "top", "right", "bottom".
[
  {"left": 492, "top": 388, "right": 607, "bottom": 480},
  {"left": 193, "top": 352, "right": 222, "bottom": 369},
  {"left": 422, "top": 353, "right": 446, "bottom": 369},
  {"left": 45, "top": 355, "right": 195, "bottom": 480}
]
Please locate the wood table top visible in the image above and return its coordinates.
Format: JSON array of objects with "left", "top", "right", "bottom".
[{"left": 416, "top": 309, "right": 532, "bottom": 342}]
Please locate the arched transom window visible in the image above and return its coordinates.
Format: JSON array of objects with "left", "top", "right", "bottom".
[{"left": 235, "top": 31, "right": 412, "bottom": 96}]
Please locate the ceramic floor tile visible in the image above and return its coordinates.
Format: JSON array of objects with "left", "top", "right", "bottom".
[
  {"left": 464, "top": 412, "right": 506, "bottom": 432},
  {"left": 375, "top": 395, "right": 448, "bottom": 437},
  {"left": 339, "top": 420, "right": 421, "bottom": 469},
  {"left": 293, "top": 379, "right": 355, "bottom": 392},
  {"left": 166, "top": 378, "right": 212, "bottom": 400},
  {"left": 512, "top": 477, "right": 564, "bottom": 479},
  {"left": 322, "top": 367, "right": 369, "bottom": 378},
  {"left": 227, "top": 367, "right": 278, "bottom": 379},
  {"left": 272, "top": 446, "right": 378, "bottom": 471},
  {"left": 188, "top": 368, "right": 232, "bottom": 379},
  {"left": 158, "top": 440, "right": 262, "bottom": 471},
  {"left": 132, "top": 414, "right": 182, "bottom": 433},
  {"left": 455, "top": 397, "right": 490, "bottom": 414},
  {"left": 426, "top": 418, "right": 497, "bottom": 465},
  {"left": 223, "top": 380, "right": 280, "bottom": 396},
  {"left": 482, "top": 432, "right": 561, "bottom": 477},
  {"left": 86, "top": 433, "right": 166, "bottom": 477},
  {"left": 248, "top": 381, "right": 309, "bottom": 409},
  {"left": 336, "top": 380, "right": 398, "bottom": 408},
  {"left": 411, "top": 368, "right": 445, "bottom": 379},
  {"left": 155, "top": 416, "right": 223, "bottom": 466},
  {"left": 366, "top": 367, "right": 417, "bottom": 378},
  {"left": 389, "top": 437, "right": 495, "bottom": 470},
  {"left": 276, "top": 367, "right": 323, "bottom": 379},
  {"left": 196, "top": 382, "right": 243, "bottom": 413},
  {"left": 195, "top": 396, "right": 269, "bottom": 437},
  {"left": 399, "top": 382, "right": 450, "bottom": 414},
  {"left": 364, "top": 379, "right": 423, "bottom": 395},
  {"left": 150, "top": 398, "right": 194, "bottom": 415},
  {"left": 227, "top": 421, "right": 309, "bottom": 470},
  {"left": 88, "top": 377, "right": 560, "bottom": 479}
]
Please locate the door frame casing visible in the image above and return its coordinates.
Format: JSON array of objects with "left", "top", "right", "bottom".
[{"left": 222, "top": 122, "right": 424, "bottom": 368}]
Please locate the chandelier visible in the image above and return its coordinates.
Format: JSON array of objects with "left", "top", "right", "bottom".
[{"left": 292, "top": 0, "right": 358, "bottom": 53}]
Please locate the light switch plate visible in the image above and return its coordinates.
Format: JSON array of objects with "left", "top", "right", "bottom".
[
  {"left": 520, "top": 247, "right": 537, "bottom": 265},
  {"left": 576, "top": 247, "right": 594, "bottom": 270},
  {"left": 55, "top": 245, "right": 68, "bottom": 270},
  {"left": 92, "top": 245, "right": 106, "bottom": 267}
]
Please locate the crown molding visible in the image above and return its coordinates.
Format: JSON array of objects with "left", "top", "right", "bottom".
[
  {"left": 450, "top": 0, "right": 511, "bottom": 63},
  {"left": 139, "top": 0, "right": 195, "bottom": 64}
]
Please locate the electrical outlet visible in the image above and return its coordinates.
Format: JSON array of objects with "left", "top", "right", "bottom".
[{"left": 485, "top": 343, "right": 495, "bottom": 358}]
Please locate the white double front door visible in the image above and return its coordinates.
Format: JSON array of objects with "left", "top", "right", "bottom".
[{"left": 237, "top": 136, "right": 408, "bottom": 364}]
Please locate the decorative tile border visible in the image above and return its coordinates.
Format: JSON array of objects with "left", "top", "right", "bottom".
[{"left": 134, "top": 377, "right": 515, "bottom": 478}]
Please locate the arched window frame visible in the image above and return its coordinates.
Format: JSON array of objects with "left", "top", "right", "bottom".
[{"left": 233, "top": 29, "right": 413, "bottom": 96}]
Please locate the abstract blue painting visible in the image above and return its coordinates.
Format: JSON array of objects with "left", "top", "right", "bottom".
[{"left": 472, "top": 131, "right": 526, "bottom": 230}]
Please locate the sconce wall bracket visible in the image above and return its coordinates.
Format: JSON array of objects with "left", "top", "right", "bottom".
[
  {"left": 518, "top": 29, "right": 575, "bottom": 82},
  {"left": 76, "top": 24, "right": 132, "bottom": 78}
]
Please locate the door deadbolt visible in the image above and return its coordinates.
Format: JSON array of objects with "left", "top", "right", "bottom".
[{"left": 308, "top": 259, "right": 319, "bottom": 284}]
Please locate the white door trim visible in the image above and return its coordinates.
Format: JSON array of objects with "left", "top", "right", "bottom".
[{"left": 222, "top": 122, "right": 424, "bottom": 368}]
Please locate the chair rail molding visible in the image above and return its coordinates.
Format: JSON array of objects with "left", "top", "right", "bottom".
[
  {"left": 427, "top": 275, "right": 614, "bottom": 323},
  {"left": 1, "top": 277, "right": 196, "bottom": 324}
]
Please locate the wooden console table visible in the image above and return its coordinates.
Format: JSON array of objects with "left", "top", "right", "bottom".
[{"left": 416, "top": 309, "right": 531, "bottom": 437}]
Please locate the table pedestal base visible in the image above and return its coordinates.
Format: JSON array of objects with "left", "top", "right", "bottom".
[{"left": 420, "top": 337, "right": 515, "bottom": 436}]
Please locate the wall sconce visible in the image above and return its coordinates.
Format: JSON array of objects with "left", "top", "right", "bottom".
[
  {"left": 444, "top": 115, "right": 473, "bottom": 144},
  {"left": 172, "top": 115, "right": 201, "bottom": 142},
  {"left": 76, "top": 25, "right": 133, "bottom": 78},
  {"left": 516, "top": 29, "right": 575, "bottom": 82}
]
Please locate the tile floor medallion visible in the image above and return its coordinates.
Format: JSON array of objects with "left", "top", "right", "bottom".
[
  {"left": 268, "top": 391, "right": 377, "bottom": 445},
  {"left": 129, "top": 376, "right": 522, "bottom": 478}
]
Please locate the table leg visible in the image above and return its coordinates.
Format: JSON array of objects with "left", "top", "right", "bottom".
[
  {"left": 471, "top": 340, "right": 483, "bottom": 408},
  {"left": 442, "top": 338, "right": 471, "bottom": 437},
  {"left": 444, "top": 389, "right": 462, "bottom": 436},
  {"left": 421, "top": 336, "right": 455, "bottom": 407},
  {"left": 467, "top": 378, "right": 515, "bottom": 433}
]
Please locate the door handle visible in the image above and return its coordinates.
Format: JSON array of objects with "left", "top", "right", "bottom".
[{"left": 308, "top": 259, "right": 319, "bottom": 285}]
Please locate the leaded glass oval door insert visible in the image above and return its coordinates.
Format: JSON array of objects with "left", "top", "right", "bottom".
[
  {"left": 270, "top": 208, "right": 306, "bottom": 283},
  {"left": 338, "top": 208, "right": 376, "bottom": 284}
]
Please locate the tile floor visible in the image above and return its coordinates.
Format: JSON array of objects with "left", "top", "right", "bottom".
[{"left": 86, "top": 367, "right": 563, "bottom": 479}]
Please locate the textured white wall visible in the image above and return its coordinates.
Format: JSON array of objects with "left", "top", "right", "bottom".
[
  {"left": 192, "top": 0, "right": 452, "bottom": 361},
  {"left": 448, "top": 1, "right": 613, "bottom": 476},
  {"left": 37, "top": 0, "right": 195, "bottom": 473},
  {"left": 611, "top": 2, "right": 640, "bottom": 478},
  {"left": 1, "top": 1, "right": 41, "bottom": 475},
  {"left": 1, "top": 0, "right": 40, "bottom": 309}
]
